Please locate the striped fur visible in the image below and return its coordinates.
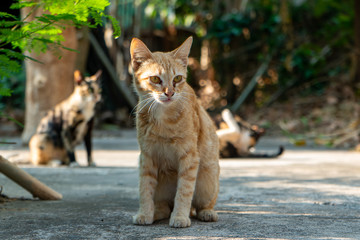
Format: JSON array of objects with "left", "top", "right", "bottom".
[{"left": 130, "top": 37, "right": 220, "bottom": 228}]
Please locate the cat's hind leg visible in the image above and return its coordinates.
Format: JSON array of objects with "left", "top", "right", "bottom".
[
  {"left": 197, "top": 209, "right": 218, "bottom": 222},
  {"left": 29, "top": 135, "right": 51, "bottom": 165}
]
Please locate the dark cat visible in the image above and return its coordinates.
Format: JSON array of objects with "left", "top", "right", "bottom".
[
  {"left": 29, "top": 70, "right": 102, "bottom": 166},
  {"left": 215, "top": 109, "right": 284, "bottom": 158}
]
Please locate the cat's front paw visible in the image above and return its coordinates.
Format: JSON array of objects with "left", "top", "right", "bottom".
[
  {"left": 197, "top": 209, "right": 218, "bottom": 222},
  {"left": 50, "top": 159, "right": 62, "bottom": 167},
  {"left": 133, "top": 214, "right": 153, "bottom": 225},
  {"left": 88, "top": 161, "right": 96, "bottom": 167},
  {"left": 69, "top": 162, "right": 80, "bottom": 167},
  {"left": 169, "top": 215, "right": 191, "bottom": 228}
]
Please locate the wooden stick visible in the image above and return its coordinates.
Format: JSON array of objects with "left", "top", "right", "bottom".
[{"left": 0, "top": 155, "right": 62, "bottom": 200}]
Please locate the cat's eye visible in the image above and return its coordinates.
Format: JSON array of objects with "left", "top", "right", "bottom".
[
  {"left": 173, "top": 75, "right": 182, "bottom": 83},
  {"left": 84, "top": 81, "right": 94, "bottom": 93},
  {"left": 150, "top": 76, "right": 161, "bottom": 84}
]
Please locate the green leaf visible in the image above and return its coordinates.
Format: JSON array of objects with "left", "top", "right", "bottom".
[
  {"left": 0, "top": 12, "right": 18, "bottom": 20},
  {"left": 107, "top": 15, "right": 121, "bottom": 38},
  {"left": 61, "top": 46, "right": 79, "bottom": 53},
  {"left": 0, "top": 20, "right": 23, "bottom": 27},
  {"left": 0, "top": 86, "right": 12, "bottom": 96},
  {"left": 23, "top": 54, "right": 43, "bottom": 64},
  {"left": 10, "top": 1, "right": 38, "bottom": 10},
  {"left": 0, "top": 0, "right": 120, "bottom": 78},
  {"left": 0, "top": 49, "right": 25, "bottom": 60}
]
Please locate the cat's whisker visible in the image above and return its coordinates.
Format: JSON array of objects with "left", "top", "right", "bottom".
[
  {"left": 179, "top": 92, "right": 192, "bottom": 97},
  {"left": 134, "top": 97, "right": 153, "bottom": 110},
  {"left": 148, "top": 99, "right": 157, "bottom": 114},
  {"left": 137, "top": 97, "right": 154, "bottom": 114},
  {"left": 139, "top": 94, "right": 153, "bottom": 102},
  {"left": 179, "top": 94, "right": 192, "bottom": 103},
  {"left": 180, "top": 92, "right": 193, "bottom": 97},
  {"left": 134, "top": 95, "right": 152, "bottom": 106},
  {"left": 138, "top": 96, "right": 153, "bottom": 106},
  {"left": 179, "top": 94, "right": 191, "bottom": 100},
  {"left": 138, "top": 99, "right": 153, "bottom": 113},
  {"left": 131, "top": 96, "right": 153, "bottom": 116}
]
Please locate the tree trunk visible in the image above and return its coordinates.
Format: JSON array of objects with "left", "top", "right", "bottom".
[
  {"left": 75, "top": 27, "right": 90, "bottom": 73},
  {"left": 21, "top": 7, "right": 78, "bottom": 144}
]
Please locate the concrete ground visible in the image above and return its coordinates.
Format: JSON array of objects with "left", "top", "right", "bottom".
[{"left": 1, "top": 130, "right": 360, "bottom": 239}]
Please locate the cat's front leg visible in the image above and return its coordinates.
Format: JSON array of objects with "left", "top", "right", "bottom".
[
  {"left": 133, "top": 153, "right": 158, "bottom": 225},
  {"left": 84, "top": 118, "right": 95, "bottom": 166},
  {"left": 170, "top": 153, "right": 200, "bottom": 228},
  {"left": 62, "top": 129, "right": 77, "bottom": 166}
]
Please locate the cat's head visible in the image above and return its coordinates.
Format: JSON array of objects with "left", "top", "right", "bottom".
[
  {"left": 73, "top": 70, "right": 102, "bottom": 103},
  {"left": 130, "top": 37, "right": 193, "bottom": 108},
  {"left": 245, "top": 125, "right": 265, "bottom": 152}
]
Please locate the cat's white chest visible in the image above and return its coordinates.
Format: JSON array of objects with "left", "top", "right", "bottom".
[
  {"left": 73, "top": 96, "right": 96, "bottom": 144},
  {"left": 82, "top": 96, "right": 96, "bottom": 121},
  {"left": 74, "top": 121, "right": 88, "bottom": 145}
]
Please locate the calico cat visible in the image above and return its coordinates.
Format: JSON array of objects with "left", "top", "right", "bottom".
[
  {"left": 216, "top": 109, "right": 283, "bottom": 158},
  {"left": 130, "top": 37, "right": 220, "bottom": 228},
  {"left": 29, "top": 70, "right": 102, "bottom": 166}
]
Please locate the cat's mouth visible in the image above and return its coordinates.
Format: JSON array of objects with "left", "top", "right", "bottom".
[{"left": 159, "top": 98, "right": 173, "bottom": 104}]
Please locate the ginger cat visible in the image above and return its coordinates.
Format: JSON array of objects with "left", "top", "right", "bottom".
[{"left": 130, "top": 36, "right": 220, "bottom": 228}]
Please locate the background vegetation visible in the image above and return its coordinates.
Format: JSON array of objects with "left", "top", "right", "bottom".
[{"left": 1, "top": 0, "right": 359, "bottom": 147}]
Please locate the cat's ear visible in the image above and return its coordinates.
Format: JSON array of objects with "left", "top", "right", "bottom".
[
  {"left": 171, "top": 36, "right": 193, "bottom": 67},
  {"left": 251, "top": 125, "right": 265, "bottom": 136},
  {"left": 130, "top": 38, "right": 153, "bottom": 72},
  {"left": 74, "top": 70, "right": 83, "bottom": 85},
  {"left": 91, "top": 70, "right": 102, "bottom": 81}
]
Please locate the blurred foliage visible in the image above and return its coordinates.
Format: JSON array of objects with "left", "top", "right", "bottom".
[
  {"left": 1, "top": 0, "right": 358, "bottom": 141},
  {"left": 0, "top": 67, "right": 25, "bottom": 111},
  {"left": 0, "top": 0, "right": 120, "bottom": 102},
  {"left": 2, "top": 0, "right": 353, "bottom": 106},
  {"left": 137, "top": 0, "right": 355, "bottom": 108}
]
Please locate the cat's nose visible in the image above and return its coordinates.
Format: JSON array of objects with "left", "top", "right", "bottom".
[{"left": 165, "top": 91, "right": 174, "bottom": 97}]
